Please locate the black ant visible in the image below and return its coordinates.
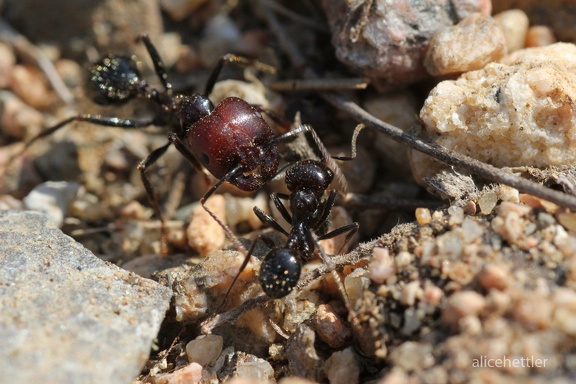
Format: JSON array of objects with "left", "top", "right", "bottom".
[
  {"left": 223, "top": 157, "right": 360, "bottom": 303},
  {"left": 10, "top": 34, "right": 327, "bottom": 249}
]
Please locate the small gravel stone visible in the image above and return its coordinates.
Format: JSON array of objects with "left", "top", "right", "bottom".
[
  {"left": 369, "top": 247, "right": 396, "bottom": 285},
  {"left": 415, "top": 207, "right": 432, "bottom": 226},
  {"left": 525, "top": 25, "right": 557, "bottom": 48},
  {"left": 9, "top": 64, "right": 55, "bottom": 109},
  {"left": 159, "top": 0, "right": 208, "bottom": 22},
  {"left": 312, "top": 304, "right": 351, "bottom": 349},
  {"left": 0, "top": 90, "right": 44, "bottom": 140},
  {"left": 494, "top": 9, "right": 529, "bottom": 52},
  {"left": 186, "top": 334, "right": 224, "bottom": 366},
  {"left": 323, "top": 347, "right": 361, "bottom": 384},
  {"left": 442, "top": 291, "right": 486, "bottom": 327},
  {"left": 187, "top": 195, "right": 226, "bottom": 255},
  {"left": 0, "top": 43, "right": 15, "bottom": 88},
  {"left": 477, "top": 189, "right": 498, "bottom": 215},
  {"left": 477, "top": 263, "right": 510, "bottom": 291},
  {"left": 236, "top": 357, "right": 275, "bottom": 383},
  {"left": 425, "top": 13, "right": 507, "bottom": 76},
  {"left": 153, "top": 362, "right": 203, "bottom": 384},
  {"left": 23, "top": 181, "right": 81, "bottom": 227}
]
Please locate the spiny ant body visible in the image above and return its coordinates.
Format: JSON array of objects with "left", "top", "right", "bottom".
[
  {"left": 229, "top": 159, "right": 359, "bottom": 300},
  {"left": 14, "top": 34, "right": 318, "bottom": 247}
]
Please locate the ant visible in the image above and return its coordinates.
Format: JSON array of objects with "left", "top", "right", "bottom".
[
  {"left": 222, "top": 155, "right": 360, "bottom": 304},
  {"left": 9, "top": 34, "right": 327, "bottom": 250}
]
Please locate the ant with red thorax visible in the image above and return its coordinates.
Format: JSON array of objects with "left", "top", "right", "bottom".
[{"left": 9, "top": 34, "right": 333, "bottom": 250}]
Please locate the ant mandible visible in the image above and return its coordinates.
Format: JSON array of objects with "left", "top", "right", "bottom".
[{"left": 12, "top": 34, "right": 319, "bottom": 247}]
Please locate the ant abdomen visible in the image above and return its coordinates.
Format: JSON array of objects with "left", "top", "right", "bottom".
[
  {"left": 259, "top": 248, "right": 302, "bottom": 299},
  {"left": 88, "top": 54, "right": 143, "bottom": 105}
]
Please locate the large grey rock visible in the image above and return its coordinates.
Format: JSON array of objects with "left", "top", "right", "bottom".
[{"left": 0, "top": 210, "right": 173, "bottom": 384}]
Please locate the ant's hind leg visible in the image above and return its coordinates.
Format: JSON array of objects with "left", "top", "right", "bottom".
[
  {"left": 331, "top": 123, "right": 365, "bottom": 161},
  {"left": 7, "top": 114, "right": 158, "bottom": 168},
  {"left": 318, "top": 222, "right": 359, "bottom": 255}
]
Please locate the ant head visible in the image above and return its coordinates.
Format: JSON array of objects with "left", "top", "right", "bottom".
[
  {"left": 88, "top": 54, "right": 143, "bottom": 105},
  {"left": 285, "top": 160, "right": 334, "bottom": 195},
  {"left": 259, "top": 248, "right": 301, "bottom": 299}
]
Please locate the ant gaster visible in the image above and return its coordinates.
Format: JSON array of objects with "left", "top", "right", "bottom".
[{"left": 13, "top": 34, "right": 316, "bottom": 248}]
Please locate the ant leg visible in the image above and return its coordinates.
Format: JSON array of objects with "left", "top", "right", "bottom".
[
  {"left": 318, "top": 222, "right": 359, "bottom": 255},
  {"left": 314, "top": 190, "right": 338, "bottom": 231},
  {"left": 217, "top": 235, "right": 275, "bottom": 312},
  {"left": 204, "top": 54, "right": 276, "bottom": 96},
  {"left": 137, "top": 33, "right": 172, "bottom": 94},
  {"left": 270, "top": 192, "right": 292, "bottom": 224},
  {"left": 8, "top": 115, "right": 158, "bottom": 166},
  {"left": 332, "top": 123, "right": 365, "bottom": 161},
  {"left": 253, "top": 206, "right": 289, "bottom": 237},
  {"left": 200, "top": 164, "right": 248, "bottom": 253},
  {"left": 137, "top": 142, "right": 172, "bottom": 223},
  {"left": 309, "top": 230, "right": 359, "bottom": 323}
]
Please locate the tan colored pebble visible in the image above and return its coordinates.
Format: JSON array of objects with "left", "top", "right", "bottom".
[
  {"left": 425, "top": 13, "right": 507, "bottom": 76},
  {"left": 313, "top": 304, "right": 351, "bottom": 348},
  {"left": 186, "top": 334, "right": 223, "bottom": 366},
  {"left": 513, "top": 296, "right": 553, "bottom": 330},
  {"left": 399, "top": 281, "right": 422, "bottom": 306},
  {"left": 369, "top": 247, "right": 397, "bottom": 284},
  {"left": 557, "top": 211, "right": 576, "bottom": 232},
  {"left": 477, "top": 190, "right": 498, "bottom": 215},
  {"left": 423, "top": 283, "right": 443, "bottom": 306},
  {"left": 236, "top": 308, "right": 277, "bottom": 344},
  {"left": 153, "top": 362, "right": 203, "bottom": 384},
  {"left": 463, "top": 200, "right": 477, "bottom": 215},
  {"left": 0, "top": 43, "right": 15, "bottom": 88},
  {"left": 278, "top": 377, "right": 319, "bottom": 384},
  {"left": 498, "top": 185, "right": 520, "bottom": 203},
  {"left": 9, "top": 64, "right": 55, "bottom": 109},
  {"left": 525, "top": 25, "right": 556, "bottom": 48},
  {"left": 477, "top": 263, "right": 510, "bottom": 291},
  {"left": 415, "top": 207, "right": 432, "bottom": 226},
  {"left": 0, "top": 91, "right": 44, "bottom": 140},
  {"left": 187, "top": 195, "right": 226, "bottom": 255},
  {"left": 159, "top": 0, "right": 208, "bottom": 22},
  {"left": 519, "top": 194, "right": 559, "bottom": 213},
  {"left": 323, "top": 347, "right": 361, "bottom": 384},
  {"left": 442, "top": 291, "right": 486, "bottom": 327},
  {"left": 494, "top": 9, "right": 529, "bottom": 52},
  {"left": 377, "top": 366, "right": 409, "bottom": 384}
]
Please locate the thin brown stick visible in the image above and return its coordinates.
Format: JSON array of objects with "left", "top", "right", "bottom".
[{"left": 259, "top": 1, "right": 576, "bottom": 212}]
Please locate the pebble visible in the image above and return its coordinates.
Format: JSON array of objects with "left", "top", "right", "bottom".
[
  {"left": 415, "top": 207, "right": 432, "bottom": 226},
  {"left": 153, "top": 362, "right": 203, "bottom": 384},
  {"left": 513, "top": 295, "right": 553, "bottom": 330},
  {"left": 477, "top": 189, "right": 498, "bottom": 215},
  {"left": 477, "top": 263, "right": 510, "bottom": 291},
  {"left": 323, "top": 347, "right": 361, "bottom": 384},
  {"left": 497, "top": 184, "right": 520, "bottom": 203},
  {"left": 236, "top": 357, "right": 275, "bottom": 383},
  {"left": 0, "top": 90, "right": 44, "bottom": 140},
  {"left": 322, "top": 0, "right": 490, "bottom": 87},
  {"left": 419, "top": 42, "right": 576, "bottom": 177},
  {"left": 159, "top": 0, "right": 208, "bottom": 22},
  {"left": 494, "top": 9, "right": 529, "bottom": 52},
  {"left": 186, "top": 334, "right": 224, "bottom": 366},
  {"left": 525, "top": 25, "right": 556, "bottom": 48},
  {"left": 442, "top": 291, "right": 486, "bottom": 327},
  {"left": 368, "top": 247, "right": 396, "bottom": 285},
  {"left": 9, "top": 64, "right": 55, "bottom": 110},
  {"left": 0, "top": 42, "right": 15, "bottom": 88},
  {"left": 23, "top": 181, "right": 81, "bottom": 227},
  {"left": 187, "top": 195, "right": 226, "bottom": 255},
  {"left": 425, "top": 13, "right": 507, "bottom": 76},
  {"left": 312, "top": 304, "right": 351, "bottom": 349},
  {"left": 399, "top": 281, "right": 422, "bottom": 307}
]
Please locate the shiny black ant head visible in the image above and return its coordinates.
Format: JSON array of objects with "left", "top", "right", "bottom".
[
  {"left": 88, "top": 54, "right": 143, "bottom": 105},
  {"left": 285, "top": 160, "right": 334, "bottom": 195},
  {"left": 259, "top": 248, "right": 302, "bottom": 299}
]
